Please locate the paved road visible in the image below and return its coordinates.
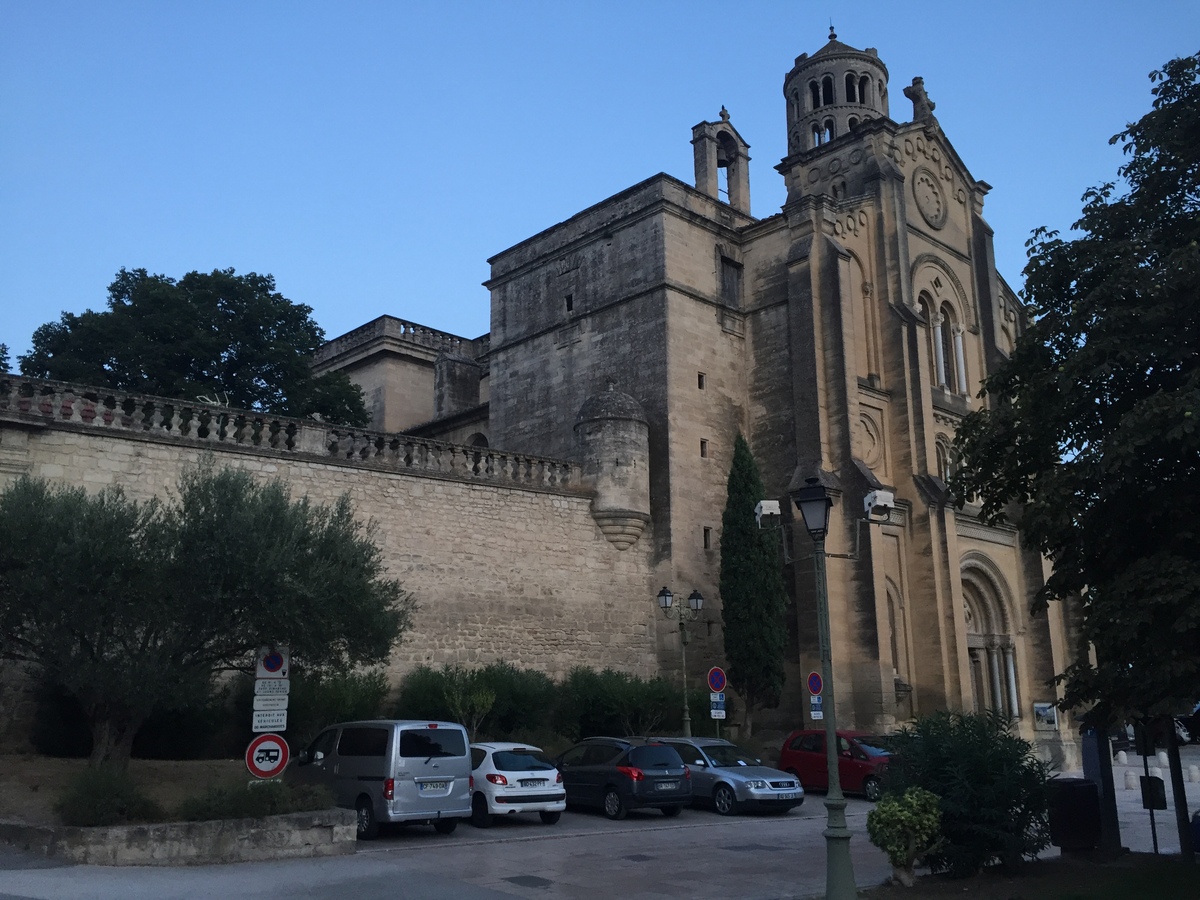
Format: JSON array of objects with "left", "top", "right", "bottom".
[
  {"left": 2, "top": 748, "right": 1198, "bottom": 900},
  {"left": 0, "top": 798, "right": 891, "bottom": 900}
]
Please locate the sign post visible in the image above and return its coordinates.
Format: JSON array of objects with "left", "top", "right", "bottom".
[
  {"left": 707, "top": 667, "right": 727, "bottom": 737},
  {"left": 246, "top": 646, "right": 290, "bottom": 781},
  {"left": 808, "top": 671, "right": 824, "bottom": 722}
]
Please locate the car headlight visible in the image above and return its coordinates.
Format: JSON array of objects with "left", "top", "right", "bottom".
[{"left": 744, "top": 780, "right": 768, "bottom": 790}]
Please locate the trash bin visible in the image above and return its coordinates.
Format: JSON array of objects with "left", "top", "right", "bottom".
[{"left": 1047, "top": 777, "right": 1101, "bottom": 852}]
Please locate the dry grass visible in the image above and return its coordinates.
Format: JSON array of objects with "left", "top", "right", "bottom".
[{"left": 0, "top": 754, "right": 244, "bottom": 825}]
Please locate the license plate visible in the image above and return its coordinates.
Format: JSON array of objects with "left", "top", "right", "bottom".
[
  {"left": 656, "top": 781, "right": 678, "bottom": 791},
  {"left": 420, "top": 781, "right": 448, "bottom": 791},
  {"left": 520, "top": 779, "right": 548, "bottom": 787},
  {"left": 778, "top": 792, "right": 798, "bottom": 800}
]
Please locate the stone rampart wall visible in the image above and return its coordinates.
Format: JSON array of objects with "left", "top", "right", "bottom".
[{"left": 0, "top": 377, "right": 659, "bottom": 743}]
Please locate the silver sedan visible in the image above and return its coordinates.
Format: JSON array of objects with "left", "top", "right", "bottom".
[{"left": 657, "top": 737, "right": 804, "bottom": 815}]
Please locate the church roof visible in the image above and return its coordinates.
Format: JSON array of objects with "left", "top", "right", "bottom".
[
  {"left": 575, "top": 386, "right": 646, "bottom": 425},
  {"left": 811, "top": 37, "right": 860, "bottom": 59}
]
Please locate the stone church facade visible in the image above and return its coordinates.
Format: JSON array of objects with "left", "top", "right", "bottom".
[{"left": 1, "top": 33, "right": 1078, "bottom": 765}]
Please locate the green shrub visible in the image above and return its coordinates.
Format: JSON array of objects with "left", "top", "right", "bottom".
[
  {"left": 56, "top": 766, "right": 166, "bottom": 826},
  {"left": 176, "top": 779, "right": 334, "bottom": 821},
  {"left": 475, "top": 662, "right": 557, "bottom": 737},
  {"left": 883, "top": 709, "right": 1051, "bottom": 877},
  {"left": 554, "top": 667, "right": 676, "bottom": 739},
  {"left": 867, "top": 787, "right": 943, "bottom": 886},
  {"left": 393, "top": 664, "right": 455, "bottom": 721}
]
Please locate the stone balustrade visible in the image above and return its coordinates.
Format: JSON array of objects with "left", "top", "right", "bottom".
[
  {"left": 0, "top": 375, "right": 578, "bottom": 492},
  {"left": 311, "top": 315, "right": 486, "bottom": 365}
]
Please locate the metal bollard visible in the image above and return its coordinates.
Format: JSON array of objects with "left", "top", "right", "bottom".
[
  {"left": 1150, "top": 766, "right": 1163, "bottom": 779},
  {"left": 1116, "top": 750, "right": 1128, "bottom": 765},
  {"left": 1189, "top": 765, "right": 1200, "bottom": 783},
  {"left": 1125, "top": 769, "right": 1139, "bottom": 790},
  {"left": 1157, "top": 751, "right": 1169, "bottom": 768}
]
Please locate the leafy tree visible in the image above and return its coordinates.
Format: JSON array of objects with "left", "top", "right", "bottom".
[
  {"left": 719, "top": 434, "right": 787, "bottom": 736},
  {"left": 19, "top": 267, "right": 369, "bottom": 426},
  {"left": 0, "top": 343, "right": 9, "bottom": 372},
  {"left": 950, "top": 54, "right": 1200, "bottom": 719},
  {"left": 0, "top": 461, "right": 414, "bottom": 767}
]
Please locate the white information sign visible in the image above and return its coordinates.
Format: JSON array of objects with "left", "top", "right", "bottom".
[
  {"left": 710, "top": 692, "right": 725, "bottom": 702},
  {"left": 255, "top": 646, "right": 290, "bottom": 679},
  {"left": 810, "top": 710, "right": 824, "bottom": 720},
  {"left": 254, "top": 678, "right": 290, "bottom": 696},
  {"left": 710, "top": 708, "right": 726, "bottom": 720},
  {"left": 252, "top": 710, "right": 288, "bottom": 733},
  {"left": 253, "top": 695, "right": 289, "bottom": 711}
]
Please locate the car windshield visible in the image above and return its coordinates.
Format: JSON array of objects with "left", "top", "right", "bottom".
[
  {"left": 857, "top": 740, "right": 891, "bottom": 758},
  {"left": 704, "top": 744, "right": 760, "bottom": 767},
  {"left": 492, "top": 750, "right": 556, "bottom": 771},
  {"left": 628, "top": 745, "right": 683, "bottom": 769}
]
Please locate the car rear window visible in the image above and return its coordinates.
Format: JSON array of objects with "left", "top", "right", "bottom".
[
  {"left": 337, "top": 727, "right": 389, "bottom": 757},
  {"left": 492, "top": 750, "right": 555, "bottom": 772},
  {"left": 628, "top": 745, "right": 683, "bottom": 768},
  {"left": 399, "top": 727, "right": 466, "bottom": 758}
]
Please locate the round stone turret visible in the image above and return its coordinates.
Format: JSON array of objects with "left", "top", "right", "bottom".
[
  {"left": 574, "top": 385, "right": 651, "bottom": 550},
  {"left": 783, "top": 27, "right": 890, "bottom": 155}
]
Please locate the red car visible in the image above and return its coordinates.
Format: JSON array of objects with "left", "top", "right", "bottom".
[{"left": 777, "top": 730, "right": 890, "bottom": 801}]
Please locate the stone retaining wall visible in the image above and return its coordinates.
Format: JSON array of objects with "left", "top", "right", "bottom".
[{"left": 0, "top": 808, "right": 357, "bottom": 865}]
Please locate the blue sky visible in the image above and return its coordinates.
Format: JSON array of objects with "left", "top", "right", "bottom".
[{"left": 2, "top": 1, "right": 1196, "bottom": 362}]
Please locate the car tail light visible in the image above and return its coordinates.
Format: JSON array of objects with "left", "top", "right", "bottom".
[
  {"left": 616, "top": 765, "right": 644, "bottom": 781},
  {"left": 683, "top": 765, "right": 691, "bottom": 780},
  {"left": 469, "top": 775, "right": 474, "bottom": 790},
  {"left": 486, "top": 773, "right": 509, "bottom": 785},
  {"left": 383, "top": 778, "right": 395, "bottom": 800},
  {"left": 556, "top": 772, "right": 563, "bottom": 783}
]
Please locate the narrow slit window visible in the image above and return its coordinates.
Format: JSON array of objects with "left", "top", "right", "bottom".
[
  {"left": 564, "top": 294, "right": 574, "bottom": 313},
  {"left": 699, "top": 439, "right": 709, "bottom": 459},
  {"left": 703, "top": 527, "right": 713, "bottom": 550},
  {"left": 697, "top": 372, "right": 706, "bottom": 390}
]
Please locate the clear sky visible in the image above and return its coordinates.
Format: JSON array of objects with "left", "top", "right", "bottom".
[{"left": 2, "top": 1, "right": 1196, "bottom": 362}]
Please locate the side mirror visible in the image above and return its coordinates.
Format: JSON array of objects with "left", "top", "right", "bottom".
[
  {"left": 297, "top": 749, "right": 310, "bottom": 765},
  {"left": 841, "top": 750, "right": 852, "bottom": 758},
  {"left": 693, "top": 759, "right": 707, "bottom": 767},
  {"left": 312, "top": 750, "right": 325, "bottom": 763}
]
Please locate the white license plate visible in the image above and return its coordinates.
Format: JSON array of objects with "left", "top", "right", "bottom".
[
  {"left": 778, "top": 792, "right": 798, "bottom": 800},
  {"left": 520, "top": 779, "right": 548, "bottom": 787},
  {"left": 656, "top": 781, "right": 678, "bottom": 791},
  {"left": 420, "top": 781, "right": 448, "bottom": 791}
]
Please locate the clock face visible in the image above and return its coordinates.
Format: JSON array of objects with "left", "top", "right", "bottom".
[{"left": 913, "top": 167, "right": 946, "bottom": 228}]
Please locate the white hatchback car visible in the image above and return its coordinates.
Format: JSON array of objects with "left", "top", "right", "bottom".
[{"left": 469, "top": 742, "right": 567, "bottom": 827}]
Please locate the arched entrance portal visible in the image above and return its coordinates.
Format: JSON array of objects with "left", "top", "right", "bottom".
[{"left": 961, "top": 554, "right": 1021, "bottom": 720}]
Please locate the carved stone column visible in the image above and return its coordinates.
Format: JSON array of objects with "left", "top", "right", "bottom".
[
  {"left": 1004, "top": 643, "right": 1020, "bottom": 719},
  {"left": 931, "top": 313, "right": 948, "bottom": 388},
  {"left": 987, "top": 640, "right": 1005, "bottom": 716},
  {"left": 952, "top": 324, "right": 968, "bottom": 396}
]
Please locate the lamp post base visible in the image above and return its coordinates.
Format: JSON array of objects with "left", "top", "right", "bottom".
[{"left": 824, "top": 794, "right": 857, "bottom": 899}]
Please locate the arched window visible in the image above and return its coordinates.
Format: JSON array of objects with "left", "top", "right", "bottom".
[
  {"left": 822, "top": 75, "right": 834, "bottom": 106},
  {"left": 809, "top": 80, "right": 821, "bottom": 109},
  {"left": 823, "top": 118, "right": 835, "bottom": 143},
  {"left": 811, "top": 123, "right": 822, "bottom": 147},
  {"left": 848, "top": 116, "right": 859, "bottom": 131},
  {"left": 845, "top": 73, "right": 857, "bottom": 103},
  {"left": 962, "top": 557, "right": 1020, "bottom": 720},
  {"left": 860, "top": 75, "right": 870, "bottom": 105},
  {"left": 939, "top": 304, "right": 958, "bottom": 394}
]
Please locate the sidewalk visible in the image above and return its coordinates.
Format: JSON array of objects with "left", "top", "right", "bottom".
[{"left": 1064, "top": 744, "right": 1200, "bottom": 855}]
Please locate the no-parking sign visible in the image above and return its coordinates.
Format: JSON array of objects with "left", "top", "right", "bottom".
[
  {"left": 245, "top": 733, "right": 290, "bottom": 779},
  {"left": 707, "top": 666, "right": 727, "bottom": 693}
]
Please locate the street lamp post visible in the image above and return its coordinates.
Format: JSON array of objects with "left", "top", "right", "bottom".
[
  {"left": 793, "top": 477, "right": 857, "bottom": 900},
  {"left": 657, "top": 586, "right": 704, "bottom": 738}
]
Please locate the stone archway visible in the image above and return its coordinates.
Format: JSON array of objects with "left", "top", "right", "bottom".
[{"left": 961, "top": 554, "right": 1020, "bottom": 720}]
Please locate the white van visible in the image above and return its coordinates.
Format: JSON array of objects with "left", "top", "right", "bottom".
[{"left": 292, "top": 719, "right": 472, "bottom": 839}]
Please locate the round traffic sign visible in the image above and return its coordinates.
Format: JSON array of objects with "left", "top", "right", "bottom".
[
  {"left": 707, "top": 666, "right": 727, "bottom": 693},
  {"left": 807, "top": 671, "right": 823, "bottom": 696},
  {"left": 261, "top": 651, "right": 285, "bottom": 674},
  {"left": 246, "top": 733, "right": 290, "bottom": 779}
]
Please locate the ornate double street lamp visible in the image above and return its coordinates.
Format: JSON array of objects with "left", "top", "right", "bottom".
[
  {"left": 793, "top": 477, "right": 857, "bottom": 900},
  {"left": 657, "top": 586, "right": 704, "bottom": 738}
]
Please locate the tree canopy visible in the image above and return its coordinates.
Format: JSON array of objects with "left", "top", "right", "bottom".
[
  {"left": 719, "top": 434, "right": 788, "bottom": 735},
  {"left": 19, "top": 267, "right": 369, "bottom": 426},
  {"left": 950, "top": 53, "right": 1200, "bottom": 719},
  {"left": 0, "top": 343, "right": 9, "bottom": 372},
  {"left": 0, "top": 461, "right": 414, "bottom": 766}
]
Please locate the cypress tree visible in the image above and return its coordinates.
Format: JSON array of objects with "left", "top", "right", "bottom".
[{"left": 719, "top": 434, "right": 788, "bottom": 736}]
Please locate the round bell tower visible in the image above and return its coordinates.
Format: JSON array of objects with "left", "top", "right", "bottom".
[{"left": 783, "top": 28, "right": 890, "bottom": 155}]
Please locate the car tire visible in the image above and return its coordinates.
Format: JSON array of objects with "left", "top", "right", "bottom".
[
  {"left": 660, "top": 805, "right": 682, "bottom": 818},
  {"left": 713, "top": 784, "right": 739, "bottom": 816},
  {"left": 863, "top": 776, "right": 882, "bottom": 802},
  {"left": 433, "top": 818, "right": 458, "bottom": 835},
  {"left": 539, "top": 810, "right": 561, "bottom": 825},
  {"left": 602, "top": 788, "right": 627, "bottom": 820},
  {"left": 471, "top": 793, "right": 493, "bottom": 828},
  {"left": 356, "top": 796, "right": 379, "bottom": 840}
]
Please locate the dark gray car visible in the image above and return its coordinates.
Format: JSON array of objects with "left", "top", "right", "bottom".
[
  {"left": 555, "top": 737, "right": 691, "bottom": 820},
  {"left": 657, "top": 737, "right": 803, "bottom": 815}
]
